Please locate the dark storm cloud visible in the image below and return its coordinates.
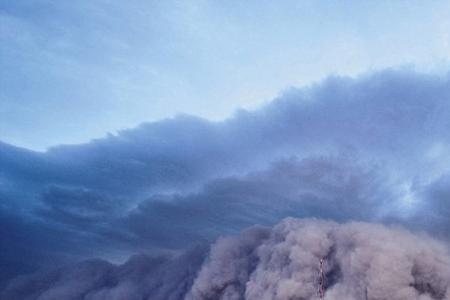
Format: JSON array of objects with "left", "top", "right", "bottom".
[
  {"left": 0, "top": 208, "right": 81, "bottom": 284},
  {"left": 2, "top": 155, "right": 390, "bottom": 261},
  {"left": 1, "top": 245, "right": 208, "bottom": 300},
  {"left": 120, "top": 156, "right": 395, "bottom": 249},
  {"left": 1, "top": 69, "right": 450, "bottom": 287},
  {"left": 38, "top": 185, "right": 123, "bottom": 228},
  {"left": 2, "top": 219, "right": 449, "bottom": 300},
  {"left": 2, "top": 70, "right": 450, "bottom": 200},
  {"left": 409, "top": 172, "right": 450, "bottom": 236}
]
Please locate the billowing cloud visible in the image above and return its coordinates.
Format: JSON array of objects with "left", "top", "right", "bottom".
[
  {"left": 1, "top": 245, "right": 208, "bottom": 300},
  {"left": 189, "top": 218, "right": 450, "bottom": 300},
  {"left": 119, "top": 156, "right": 395, "bottom": 250},
  {"left": 2, "top": 218, "right": 449, "bottom": 300},
  {"left": 1, "top": 69, "right": 450, "bottom": 287},
  {"left": 2, "top": 70, "right": 450, "bottom": 200}
]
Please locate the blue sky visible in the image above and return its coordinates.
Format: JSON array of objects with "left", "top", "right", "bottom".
[{"left": 1, "top": 0, "right": 450, "bottom": 150}]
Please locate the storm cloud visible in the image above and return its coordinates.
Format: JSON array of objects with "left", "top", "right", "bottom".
[
  {"left": 1, "top": 69, "right": 450, "bottom": 288},
  {"left": 188, "top": 218, "right": 450, "bottom": 300},
  {"left": 2, "top": 218, "right": 449, "bottom": 300}
]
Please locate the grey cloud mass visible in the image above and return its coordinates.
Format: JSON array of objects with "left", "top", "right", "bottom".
[
  {"left": 1, "top": 69, "right": 450, "bottom": 294},
  {"left": 2, "top": 218, "right": 449, "bottom": 300},
  {"left": 119, "top": 156, "right": 393, "bottom": 250}
]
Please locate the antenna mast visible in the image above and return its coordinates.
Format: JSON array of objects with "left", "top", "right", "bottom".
[{"left": 318, "top": 258, "right": 325, "bottom": 300}]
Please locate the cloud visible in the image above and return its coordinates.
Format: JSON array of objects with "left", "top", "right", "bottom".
[
  {"left": 1, "top": 155, "right": 391, "bottom": 265},
  {"left": 3, "top": 70, "right": 450, "bottom": 199},
  {"left": 119, "top": 156, "right": 395, "bottom": 250},
  {"left": 1, "top": 245, "right": 208, "bottom": 300},
  {"left": 1, "top": 69, "right": 450, "bottom": 285},
  {"left": 188, "top": 218, "right": 450, "bottom": 300},
  {"left": 410, "top": 172, "right": 450, "bottom": 236},
  {"left": 2, "top": 218, "right": 449, "bottom": 300}
]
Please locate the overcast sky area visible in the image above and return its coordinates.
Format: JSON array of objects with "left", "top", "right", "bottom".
[
  {"left": 2, "top": 0, "right": 450, "bottom": 150},
  {"left": 1, "top": 1, "right": 450, "bottom": 299}
]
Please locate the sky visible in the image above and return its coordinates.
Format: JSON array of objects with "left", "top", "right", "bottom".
[
  {"left": 1, "top": 1, "right": 450, "bottom": 299},
  {"left": 1, "top": 0, "right": 450, "bottom": 150}
]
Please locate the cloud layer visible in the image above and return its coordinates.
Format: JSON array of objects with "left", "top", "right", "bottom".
[
  {"left": 1, "top": 69, "right": 450, "bottom": 287},
  {"left": 2, "top": 218, "right": 449, "bottom": 300}
]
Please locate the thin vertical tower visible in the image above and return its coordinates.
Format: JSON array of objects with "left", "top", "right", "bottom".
[{"left": 318, "top": 258, "right": 325, "bottom": 300}]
